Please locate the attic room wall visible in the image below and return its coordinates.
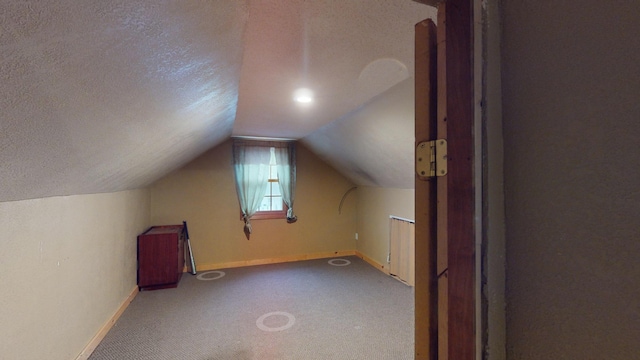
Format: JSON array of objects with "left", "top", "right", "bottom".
[
  {"left": 148, "top": 139, "right": 357, "bottom": 267},
  {"left": 355, "top": 187, "right": 414, "bottom": 268},
  {"left": 502, "top": 0, "right": 640, "bottom": 358},
  {"left": 0, "top": 189, "right": 150, "bottom": 360}
]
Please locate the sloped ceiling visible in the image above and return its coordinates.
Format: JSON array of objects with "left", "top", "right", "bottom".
[
  {"left": 0, "top": 1, "right": 435, "bottom": 202},
  {"left": 302, "top": 78, "right": 415, "bottom": 188}
]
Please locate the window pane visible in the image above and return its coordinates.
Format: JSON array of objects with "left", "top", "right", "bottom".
[
  {"left": 272, "top": 183, "right": 281, "bottom": 196},
  {"left": 272, "top": 196, "right": 283, "bottom": 211},
  {"left": 255, "top": 151, "right": 284, "bottom": 215},
  {"left": 269, "top": 165, "right": 277, "bottom": 180},
  {"left": 259, "top": 196, "right": 271, "bottom": 211}
]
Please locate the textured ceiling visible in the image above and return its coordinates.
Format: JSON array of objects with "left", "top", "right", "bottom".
[
  {"left": 0, "top": 1, "right": 435, "bottom": 202},
  {"left": 233, "top": 0, "right": 433, "bottom": 139},
  {"left": 302, "top": 78, "right": 416, "bottom": 188}
]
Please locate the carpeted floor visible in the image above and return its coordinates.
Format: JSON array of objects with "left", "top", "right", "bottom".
[{"left": 88, "top": 256, "right": 414, "bottom": 360}]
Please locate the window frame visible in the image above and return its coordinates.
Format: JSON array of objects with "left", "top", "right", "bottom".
[
  {"left": 237, "top": 142, "right": 288, "bottom": 221},
  {"left": 250, "top": 204, "right": 288, "bottom": 220},
  {"left": 241, "top": 191, "right": 288, "bottom": 220}
]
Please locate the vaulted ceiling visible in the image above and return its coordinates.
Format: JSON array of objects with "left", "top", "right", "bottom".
[{"left": 0, "top": 1, "right": 435, "bottom": 202}]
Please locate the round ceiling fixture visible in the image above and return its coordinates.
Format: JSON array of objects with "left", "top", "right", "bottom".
[{"left": 293, "top": 88, "right": 314, "bottom": 104}]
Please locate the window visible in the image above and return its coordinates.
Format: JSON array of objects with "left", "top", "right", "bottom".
[
  {"left": 252, "top": 148, "right": 287, "bottom": 220},
  {"left": 232, "top": 139, "right": 297, "bottom": 237}
]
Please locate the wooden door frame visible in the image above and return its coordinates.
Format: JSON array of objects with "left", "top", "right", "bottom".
[
  {"left": 441, "top": 1, "right": 475, "bottom": 360},
  {"left": 414, "top": 17, "right": 438, "bottom": 360},
  {"left": 414, "top": 0, "right": 476, "bottom": 359}
]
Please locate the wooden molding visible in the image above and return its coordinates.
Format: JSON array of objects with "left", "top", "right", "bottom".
[
  {"left": 354, "top": 251, "right": 390, "bottom": 275},
  {"left": 78, "top": 250, "right": 396, "bottom": 359},
  {"left": 441, "top": 0, "right": 476, "bottom": 359},
  {"left": 415, "top": 16, "right": 439, "bottom": 360},
  {"left": 194, "top": 250, "right": 357, "bottom": 271},
  {"left": 195, "top": 250, "right": 394, "bottom": 278},
  {"left": 75, "top": 285, "right": 139, "bottom": 360}
]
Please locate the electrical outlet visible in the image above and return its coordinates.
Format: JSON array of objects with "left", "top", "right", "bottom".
[{"left": 355, "top": 232, "right": 358, "bottom": 240}]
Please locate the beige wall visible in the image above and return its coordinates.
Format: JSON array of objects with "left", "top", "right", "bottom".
[
  {"left": 149, "top": 140, "right": 357, "bottom": 268},
  {"left": 355, "top": 186, "right": 414, "bottom": 266},
  {"left": 502, "top": 0, "right": 640, "bottom": 358},
  {"left": 0, "top": 189, "right": 150, "bottom": 360}
]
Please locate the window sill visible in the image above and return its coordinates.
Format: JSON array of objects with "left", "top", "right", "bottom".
[{"left": 250, "top": 210, "right": 287, "bottom": 220}]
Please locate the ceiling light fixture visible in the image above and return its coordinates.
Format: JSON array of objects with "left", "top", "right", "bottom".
[{"left": 293, "top": 88, "right": 314, "bottom": 104}]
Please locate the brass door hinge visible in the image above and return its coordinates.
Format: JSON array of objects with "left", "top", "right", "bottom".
[{"left": 416, "top": 139, "right": 447, "bottom": 179}]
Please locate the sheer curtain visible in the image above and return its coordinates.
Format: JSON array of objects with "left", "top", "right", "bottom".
[
  {"left": 232, "top": 141, "right": 271, "bottom": 237},
  {"left": 275, "top": 142, "right": 297, "bottom": 223}
]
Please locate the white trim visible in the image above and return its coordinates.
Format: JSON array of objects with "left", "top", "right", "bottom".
[{"left": 389, "top": 215, "right": 415, "bottom": 223}]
